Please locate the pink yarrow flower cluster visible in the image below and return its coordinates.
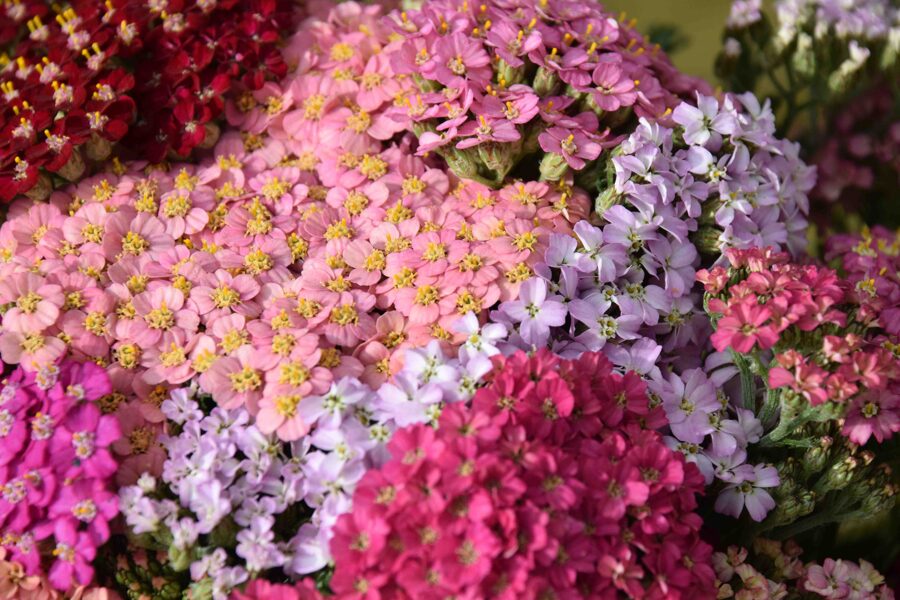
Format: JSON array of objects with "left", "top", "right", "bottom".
[
  {"left": 699, "top": 247, "right": 900, "bottom": 445},
  {"left": 0, "top": 360, "right": 119, "bottom": 592},
  {"left": 0, "top": 1, "right": 585, "bottom": 470},
  {"left": 714, "top": 538, "right": 895, "bottom": 600},
  {"left": 385, "top": 0, "right": 709, "bottom": 183},
  {"left": 330, "top": 350, "right": 716, "bottom": 598}
]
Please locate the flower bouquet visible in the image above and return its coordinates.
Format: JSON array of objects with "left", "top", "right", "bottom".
[{"left": 0, "top": 0, "right": 897, "bottom": 598}]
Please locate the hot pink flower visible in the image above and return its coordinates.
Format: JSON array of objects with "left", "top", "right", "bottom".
[{"left": 711, "top": 299, "right": 777, "bottom": 353}]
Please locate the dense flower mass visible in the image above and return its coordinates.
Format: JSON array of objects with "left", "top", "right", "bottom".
[
  {"left": 0, "top": 360, "right": 119, "bottom": 592},
  {"left": 0, "top": 0, "right": 898, "bottom": 596},
  {"left": 119, "top": 331, "right": 503, "bottom": 598},
  {"left": 386, "top": 0, "right": 709, "bottom": 185},
  {"left": 330, "top": 350, "right": 716, "bottom": 598},
  {"left": 0, "top": 0, "right": 292, "bottom": 201},
  {"left": 714, "top": 538, "right": 895, "bottom": 599},
  {"left": 700, "top": 246, "right": 900, "bottom": 446}
]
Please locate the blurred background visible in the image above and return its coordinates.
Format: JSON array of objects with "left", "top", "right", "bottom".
[{"left": 603, "top": 0, "right": 731, "bottom": 83}]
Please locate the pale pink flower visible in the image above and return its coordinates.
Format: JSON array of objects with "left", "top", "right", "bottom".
[
  {"left": 200, "top": 345, "right": 268, "bottom": 412},
  {"left": 0, "top": 272, "right": 63, "bottom": 333},
  {"left": 130, "top": 286, "right": 199, "bottom": 348}
]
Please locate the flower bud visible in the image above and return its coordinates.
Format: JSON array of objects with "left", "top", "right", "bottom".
[
  {"left": 533, "top": 66, "right": 560, "bottom": 97},
  {"left": 478, "top": 140, "right": 519, "bottom": 183},
  {"left": 23, "top": 172, "right": 52, "bottom": 201},
  {"left": 85, "top": 132, "right": 112, "bottom": 162},
  {"left": 827, "top": 43, "right": 870, "bottom": 95},
  {"left": 881, "top": 28, "right": 900, "bottom": 70},
  {"left": 188, "top": 578, "right": 215, "bottom": 600},
  {"left": 199, "top": 122, "right": 220, "bottom": 149},
  {"left": 168, "top": 543, "right": 194, "bottom": 572},
  {"left": 539, "top": 151, "right": 569, "bottom": 182},
  {"left": 57, "top": 148, "right": 86, "bottom": 181},
  {"left": 443, "top": 147, "right": 482, "bottom": 182},
  {"left": 818, "top": 454, "right": 858, "bottom": 493},
  {"left": 692, "top": 226, "right": 724, "bottom": 255},
  {"left": 496, "top": 59, "right": 526, "bottom": 86},
  {"left": 802, "top": 436, "right": 833, "bottom": 477}
]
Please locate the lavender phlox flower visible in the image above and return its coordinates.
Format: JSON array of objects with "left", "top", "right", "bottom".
[
  {"left": 654, "top": 368, "right": 719, "bottom": 444},
  {"left": 604, "top": 338, "right": 663, "bottom": 379},
  {"left": 715, "top": 463, "right": 779, "bottom": 521},
  {"left": 499, "top": 277, "right": 567, "bottom": 347},
  {"left": 673, "top": 92, "right": 739, "bottom": 147},
  {"left": 287, "top": 523, "right": 329, "bottom": 576},
  {"left": 298, "top": 377, "right": 369, "bottom": 428},
  {"left": 453, "top": 311, "right": 507, "bottom": 356},
  {"left": 236, "top": 515, "right": 285, "bottom": 573},
  {"left": 573, "top": 221, "right": 629, "bottom": 282}
]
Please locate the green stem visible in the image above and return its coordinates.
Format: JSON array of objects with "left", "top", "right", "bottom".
[{"left": 731, "top": 350, "right": 758, "bottom": 411}]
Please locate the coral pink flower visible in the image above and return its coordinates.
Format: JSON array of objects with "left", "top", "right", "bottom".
[
  {"left": 256, "top": 384, "right": 312, "bottom": 441},
  {"left": 200, "top": 346, "right": 268, "bottom": 412},
  {"left": 842, "top": 389, "right": 900, "bottom": 445},
  {"left": 711, "top": 299, "right": 777, "bottom": 353}
]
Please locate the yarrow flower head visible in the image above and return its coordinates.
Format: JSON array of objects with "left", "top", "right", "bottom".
[
  {"left": 330, "top": 350, "right": 716, "bottom": 598},
  {"left": 0, "top": 360, "right": 119, "bottom": 591}
]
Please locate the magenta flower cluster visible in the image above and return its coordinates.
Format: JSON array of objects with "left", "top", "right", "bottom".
[
  {"left": 330, "top": 350, "right": 716, "bottom": 598},
  {"left": 0, "top": 360, "right": 119, "bottom": 591}
]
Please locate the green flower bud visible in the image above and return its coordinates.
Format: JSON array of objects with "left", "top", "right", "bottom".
[
  {"left": 532, "top": 66, "right": 560, "bottom": 96},
  {"left": 594, "top": 186, "right": 621, "bottom": 215},
  {"left": 539, "top": 152, "right": 569, "bottom": 182},
  {"left": 692, "top": 226, "right": 724, "bottom": 256},
  {"left": 478, "top": 141, "right": 519, "bottom": 183},
  {"left": 802, "top": 436, "right": 833, "bottom": 477},
  {"left": 880, "top": 28, "right": 900, "bottom": 69},
  {"left": 443, "top": 147, "right": 482, "bottom": 182},
  {"left": 189, "top": 578, "right": 215, "bottom": 600},
  {"left": 209, "top": 516, "right": 240, "bottom": 549},
  {"left": 167, "top": 543, "right": 194, "bottom": 572},
  {"left": 827, "top": 45, "right": 871, "bottom": 95},
  {"left": 24, "top": 172, "right": 53, "bottom": 201},
  {"left": 85, "top": 132, "right": 112, "bottom": 162},
  {"left": 496, "top": 59, "right": 526, "bottom": 86},
  {"left": 818, "top": 454, "right": 859, "bottom": 493}
]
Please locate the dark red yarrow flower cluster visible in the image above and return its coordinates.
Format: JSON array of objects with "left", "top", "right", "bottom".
[
  {"left": 699, "top": 246, "right": 900, "bottom": 445},
  {"left": 0, "top": 0, "right": 291, "bottom": 202},
  {"left": 0, "top": 360, "right": 119, "bottom": 591},
  {"left": 330, "top": 350, "right": 715, "bottom": 599}
]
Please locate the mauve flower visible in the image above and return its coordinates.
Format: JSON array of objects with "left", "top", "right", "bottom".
[
  {"left": 500, "top": 278, "right": 567, "bottom": 347},
  {"left": 714, "top": 463, "right": 779, "bottom": 521},
  {"left": 657, "top": 369, "right": 719, "bottom": 444},
  {"left": 672, "top": 94, "right": 738, "bottom": 147},
  {"left": 538, "top": 127, "right": 603, "bottom": 170},
  {"left": 591, "top": 60, "right": 638, "bottom": 112}
]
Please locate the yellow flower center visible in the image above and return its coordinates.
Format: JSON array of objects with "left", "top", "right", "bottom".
[
  {"left": 325, "top": 218, "right": 354, "bottom": 240},
  {"left": 228, "top": 366, "right": 262, "bottom": 393},
  {"left": 211, "top": 284, "right": 241, "bottom": 309},
  {"left": 221, "top": 330, "right": 249, "bottom": 353},
  {"left": 505, "top": 262, "right": 532, "bottom": 283},
  {"left": 385, "top": 201, "right": 413, "bottom": 223},
  {"left": 279, "top": 362, "right": 310, "bottom": 386},
  {"left": 261, "top": 178, "right": 291, "bottom": 201},
  {"left": 384, "top": 234, "right": 411, "bottom": 254},
  {"left": 513, "top": 231, "right": 538, "bottom": 251},
  {"left": 325, "top": 275, "right": 352, "bottom": 293},
  {"left": 121, "top": 231, "right": 149, "bottom": 256},
  {"left": 16, "top": 292, "right": 42, "bottom": 314},
  {"left": 384, "top": 330, "right": 406, "bottom": 348},
  {"left": 128, "top": 426, "right": 154, "bottom": 454},
  {"left": 401, "top": 176, "right": 427, "bottom": 196},
  {"left": 84, "top": 311, "right": 108, "bottom": 336},
  {"left": 364, "top": 250, "right": 386, "bottom": 271},
  {"left": 302, "top": 94, "right": 326, "bottom": 120},
  {"left": 359, "top": 155, "right": 387, "bottom": 180},
  {"left": 330, "top": 43, "right": 355, "bottom": 61},
  {"left": 459, "top": 253, "right": 483, "bottom": 272},
  {"left": 318, "top": 347, "right": 342, "bottom": 368},
  {"left": 265, "top": 95, "right": 284, "bottom": 115},
  {"left": 81, "top": 223, "right": 104, "bottom": 243},
  {"left": 346, "top": 110, "right": 371, "bottom": 133},
  {"left": 21, "top": 334, "right": 45, "bottom": 353},
  {"left": 145, "top": 303, "right": 175, "bottom": 330},
  {"left": 244, "top": 249, "right": 273, "bottom": 274},
  {"left": 393, "top": 267, "right": 417, "bottom": 289},
  {"left": 126, "top": 274, "right": 149, "bottom": 294},
  {"left": 330, "top": 303, "right": 359, "bottom": 326},
  {"left": 64, "top": 291, "right": 84, "bottom": 310},
  {"left": 160, "top": 343, "right": 187, "bottom": 367},
  {"left": 272, "top": 333, "right": 296, "bottom": 356},
  {"left": 275, "top": 394, "right": 302, "bottom": 417},
  {"left": 174, "top": 169, "right": 198, "bottom": 191},
  {"left": 456, "top": 290, "right": 482, "bottom": 314},
  {"left": 415, "top": 285, "right": 439, "bottom": 306},
  {"left": 422, "top": 242, "right": 446, "bottom": 262},
  {"left": 287, "top": 234, "right": 309, "bottom": 261},
  {"left": 296, "top": 298, "right": 322, "bottom": 318},
  {"left": 192, "top": 349, "right": 217, "bottom": 373}
]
